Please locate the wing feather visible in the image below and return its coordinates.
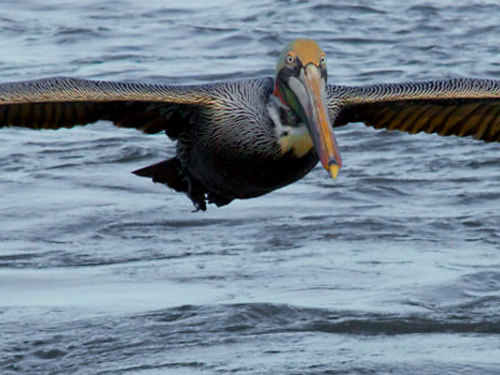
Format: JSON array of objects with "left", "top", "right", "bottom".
[
  {"left": 0, "top": 77, "right": 217, "bottom": 135},
  {"left": 331, "top": 78, "right": 500, "bottom": 142}
]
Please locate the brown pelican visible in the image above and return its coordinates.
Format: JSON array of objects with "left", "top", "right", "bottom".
[{"left": 0, "top": 39, "right": 499, "bottom": 210}]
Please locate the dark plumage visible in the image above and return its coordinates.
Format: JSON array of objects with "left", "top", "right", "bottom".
[{"left": 1, "top": 40, "right": 499, "bottom": 210}]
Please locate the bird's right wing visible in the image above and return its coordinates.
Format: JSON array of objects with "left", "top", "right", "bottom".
[{"left": 0, "top": 77, "right": 219, "bottom": 136}]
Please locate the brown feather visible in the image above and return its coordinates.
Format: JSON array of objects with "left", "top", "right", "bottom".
[
  {"left": 332, "top": 78, "right": 500, "bottom": 142},
  {"left": 0, "top": 77, "right": 214, "bottom": 136}
]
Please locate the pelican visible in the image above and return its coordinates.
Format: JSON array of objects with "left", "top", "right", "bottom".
[{"left": 0, "top": 39, "right": 499, "bottom": 210}]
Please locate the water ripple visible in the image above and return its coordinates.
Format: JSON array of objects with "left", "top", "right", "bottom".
[{"left": 1, "top": 1, "right": 499, "bottom": 374}]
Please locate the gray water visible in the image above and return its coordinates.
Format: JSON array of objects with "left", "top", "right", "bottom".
[{"left": 0, "top": 1, "right": 499, "bottom": 374}]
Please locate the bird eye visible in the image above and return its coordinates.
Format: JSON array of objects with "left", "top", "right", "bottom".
[
  {"left": 320, "top": 55, "right": 326, "bottom": 65},
  {"left": 286, "top": 54, "right": 295, "bottom": 65}
]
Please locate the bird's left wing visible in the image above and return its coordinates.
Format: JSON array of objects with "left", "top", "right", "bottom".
[
  {"left": 330, "top": 78, "right": 500, "bottom": 142},
  {"left": 0, "top": 77, "right": 218, "bottom": 135}
]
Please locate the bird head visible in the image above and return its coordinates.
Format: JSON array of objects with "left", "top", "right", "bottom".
[{"left": 274, "top": 39, "right": 342, "bottom": 179}]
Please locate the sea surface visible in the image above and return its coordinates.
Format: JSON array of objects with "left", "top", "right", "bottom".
[{"left": 0, "top": 1, "right": 499, "bottom": 374}]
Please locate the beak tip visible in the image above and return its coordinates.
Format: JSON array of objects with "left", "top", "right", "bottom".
[{"left": 328, "top": 164, "right": 340, "bottom": 180}]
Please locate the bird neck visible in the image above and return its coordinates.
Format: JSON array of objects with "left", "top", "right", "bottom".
[
  {"left": 267, "top": 94, "right": 314, "bottom": 158},
  {"left": 273, "top": 81, "right": 287, "bottom": 106}
]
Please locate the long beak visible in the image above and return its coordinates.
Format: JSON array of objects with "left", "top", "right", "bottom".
[{"left": 287, "top": 64, "right": 342, "bottom": 179}]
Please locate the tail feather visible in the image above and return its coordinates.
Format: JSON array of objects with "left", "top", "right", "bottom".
[
  {"left": 133, "top": 157, "right": 234, "bottom": 210},
  {"left": 133, "top": 157, "right": 188, "bottom": 193}
]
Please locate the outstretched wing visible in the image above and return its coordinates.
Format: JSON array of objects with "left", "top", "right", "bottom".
[
  {"left": 330, "top": 78, "right": 500, "bottom": 142},
  {"left": 0, "top": 77, "right": 218, "bottom": 136}
]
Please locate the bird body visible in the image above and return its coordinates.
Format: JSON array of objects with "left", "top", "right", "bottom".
[
  {"left": 160, "top": 77, "right": 319, "bottom": 209},
  {"left": 1, "top": 39, "right": 499, "bottom": 210}
]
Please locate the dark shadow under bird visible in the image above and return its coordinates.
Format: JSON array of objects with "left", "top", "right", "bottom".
[{"left": 0, "top": 39, "right": 499, "bottom": 210}]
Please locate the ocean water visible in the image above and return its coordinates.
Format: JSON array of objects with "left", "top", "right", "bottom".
[{"left": 0, "top": 1, "right": 499, "bottom": 374}]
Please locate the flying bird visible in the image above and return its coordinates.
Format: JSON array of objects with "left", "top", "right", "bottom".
[{"left": 0, "top": 39, "right": 499, "bottom": 210}]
